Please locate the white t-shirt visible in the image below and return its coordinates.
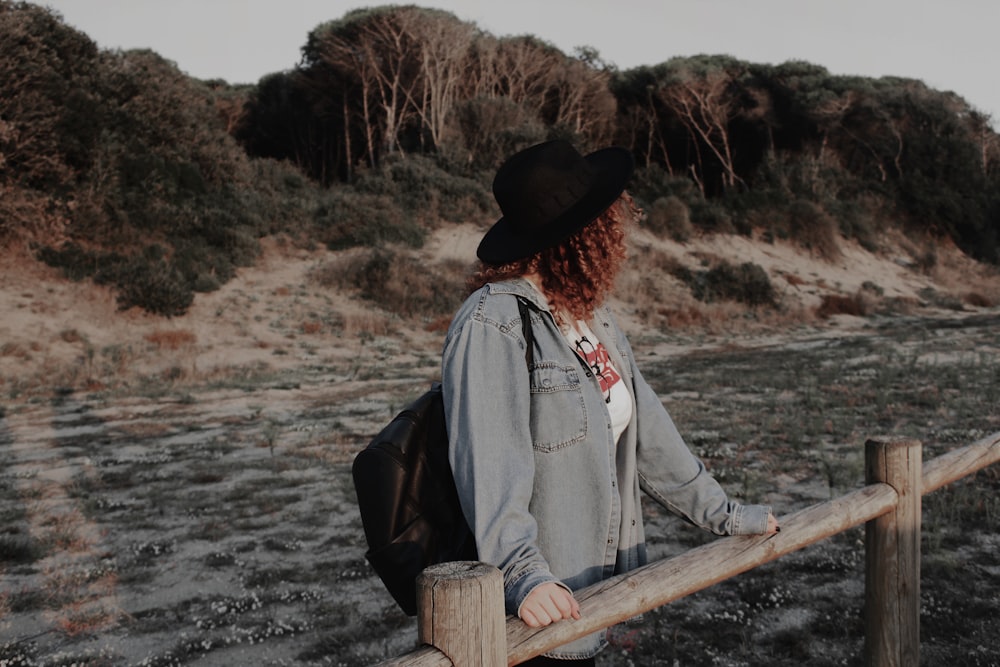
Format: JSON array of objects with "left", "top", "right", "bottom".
[
  {"left": 523, "top": 277, "right": 633, "bottom": 444},
  {"left": 561, "top": 318, "right": 633, "bottom": 445}
]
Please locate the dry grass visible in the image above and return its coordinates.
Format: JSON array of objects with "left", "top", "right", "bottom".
[
  {"left": 816, "top": 293, "right": 869, "bottom": 319},
  {"left": 299, "top": 320, "right": 323, "bottom": 335},
  {"left": 340, "top": 310, "right": 396, "bottom": 338},
  {"left": 780, "top": 271, "right": 807, "bottom": 287},
  {"left": 615, "top": 252, "right": 812, "bottom": 336},
  {"left": 1, "top": 342, "right": 32, "bottom": 360},
  {"left": 144, "top": 330, "right": 197, "bottom": 350},
  {"left": 965, "top": 292, "right": 996, "bottom": 308}
]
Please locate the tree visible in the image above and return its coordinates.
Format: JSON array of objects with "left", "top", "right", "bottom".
[
  {"left": 295, "top": 7, "right": 480, "bottom": 177},
  {"left": 658, "top": 56, "right": 746, "bottom": 194},
  {"left": 406, "top": 9, "right": 476, "bottom": 151},
  {"left": 546, "top": 49, "right": 616, "bottom": 147},
  {"left": 611, "top": 66, "right": 676, "bottom": 172},
  {"left": 0, "top": 1, "right": 99, "bottom": 246},
  {"left": 966, "top": 109, "right": 1000, "bottom": 177},
  {"left": 237, "top": 71, "right": 340, "bottom": 182},
  {"left": 304, "top": 7, "right": 427, "bottom": 167},
  {"left": 470, "top": 35, "right": 616, "bottom": 149}
]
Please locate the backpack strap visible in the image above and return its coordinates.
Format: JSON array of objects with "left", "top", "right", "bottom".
[{"left": 516, "top": 297, "right": 535, "bottom": 369}]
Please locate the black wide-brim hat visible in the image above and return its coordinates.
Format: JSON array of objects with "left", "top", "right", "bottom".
[{"left": 477, "top": 140, "right": 635, "bottom": 264}]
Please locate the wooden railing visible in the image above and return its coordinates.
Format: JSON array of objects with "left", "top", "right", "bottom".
[{"left": 373, "top": 431, "right": 1000, "bottom": 667}]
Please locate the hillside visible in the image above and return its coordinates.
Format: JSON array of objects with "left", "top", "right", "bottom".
[
  {"left": 3, "top": 224, "right": 997, "bottom": 399},
  {"left": 3, "top": 2, "right": 999, "bottom": 326}
]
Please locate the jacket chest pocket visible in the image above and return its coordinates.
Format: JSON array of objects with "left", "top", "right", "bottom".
[{"left": 529, "top": 364, "right": 587, "bottom": 452}]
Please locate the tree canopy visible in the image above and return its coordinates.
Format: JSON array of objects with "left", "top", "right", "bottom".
[{"left": 3, "top": 1, "right": 998, "bottom": 315}]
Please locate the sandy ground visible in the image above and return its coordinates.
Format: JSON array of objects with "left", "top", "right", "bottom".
[{"left": 1, "top": 238, "right": 440, "bottom": 395}]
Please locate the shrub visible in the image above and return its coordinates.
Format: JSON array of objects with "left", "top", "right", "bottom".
[
  {"left": 675, "top": 260, "right": 776, "bottom": 307},
  {"left": 35, "top": 242, "right": 100, "bottom": 281},
  {"left": 964, "top": 292, "right": 995, "bottom": 308},
  {"left": 172, "top": 236, "right": 242, "bottom": 293},
  {"left": 784, "top": 199, "right": 841, "bottom": 260},
  {"left": 316, "top": 248, "right": 469, "bottom": 320},
  {"left": 689, "top": 200, "right": 736, "bottom": 234},
  {"left": 816, "top": 293, "right": 868, "bottom": 319},
  {"left": 112, "top": 257, "right": 194, "bottom": 317},
  {"left": 37, "top": 242, "right": 203, "bottom": 316},
  {"left": 5, "top": 9, "right": 308, "bottom": 315},
  {"left": 313, "top": 189, "right": 423, "bottom": 250},
  {"left": 628, "top": 164, "right": 698, "bottom": 208},
  {"left": 829, "top": 196, "right": 882, "bottom": 253},
  {"left": 354, "top": 154, "right": 492, "bottom": 225},
  {"left": 745, "top": 154, "right": 883, "bottom": 254},
  {"left": 917, "top": 287, "right": 964, "bottom": 311},
  {"left": 447, "top": 96, "right": 547, "bottom": 173},
  {"left": 357, "top": 250, "right": 468, "bottom": 319},
  {"left": 0, "top": 533, "right": 44, "bottom": 564},
  {"left": 861, "top": 281, "right": 884, "bottom": 296},
  {"left": 644, "top": 196, "right": 694, "bottom": 242}
]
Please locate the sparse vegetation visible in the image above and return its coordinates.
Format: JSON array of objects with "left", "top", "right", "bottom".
[
  {"left": 144, "top": 330, "right": 197, "bottom": 350},
  {"left": 312, "top": 248, "right": 471, "bottom": 321},
  {"left": 816, "top": 293, "right": 868, "bottom": 319},
  {"left": 678, "top": 260, "right": 777, "bottom": 307},
  {"left": 1, "top": 309, "right": 998, "bottom": 666},
  {"left": 643, "top": 195, "right": 694, "bottom": 242}
]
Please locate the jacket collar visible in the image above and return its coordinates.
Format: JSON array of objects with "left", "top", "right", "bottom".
[
  {"left": 485, "top": 277, "right": 631, "bottom": 382},
  {"left": 486, "top": 277, "right": 619, "bottom": 332},
  {"left": 485, "top": 277, "right": 550, "bottom": 312}
]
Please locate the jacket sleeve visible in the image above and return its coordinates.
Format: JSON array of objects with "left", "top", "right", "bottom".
[
  {"left": 442, "top": 308, "right": 564, "bottom": 615},
  {"left": 622, "top": 334, "right": 771, "bottom": 536}
]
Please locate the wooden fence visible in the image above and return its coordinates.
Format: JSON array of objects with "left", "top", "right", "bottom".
[{"left": 373, "top": 431, "right": 1000, "bottom": 667}]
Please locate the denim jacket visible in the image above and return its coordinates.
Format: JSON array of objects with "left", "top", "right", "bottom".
[{"left": 442, "top": 278, "right": 771, "bottom": 659}]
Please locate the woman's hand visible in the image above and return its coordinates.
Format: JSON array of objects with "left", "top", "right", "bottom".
[
  {"left": 519, "top": 582, "right": 581, "bottom": 628},
  {"left": 765, "top": 512, "right": 780, "bottom": 534}
]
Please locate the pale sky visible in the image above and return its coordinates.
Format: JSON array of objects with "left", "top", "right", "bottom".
[{"left": 40, "top": 0, "right": 1000, "bottom": 126}]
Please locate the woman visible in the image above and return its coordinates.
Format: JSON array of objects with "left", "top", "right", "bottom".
[{"left": 441, "top": 140, "right": 779, "bottom": 665}]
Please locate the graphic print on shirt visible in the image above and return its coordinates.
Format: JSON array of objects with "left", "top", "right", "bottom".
[{"left": 575, "top": 336, "right": 621, "bottom": 396}]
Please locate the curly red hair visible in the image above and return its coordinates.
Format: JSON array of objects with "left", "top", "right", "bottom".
[{"left": 470, "top": 192, "right": 640, "bottom": 323}]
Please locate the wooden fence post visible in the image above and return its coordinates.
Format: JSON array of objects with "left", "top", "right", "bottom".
[
  {"left": 416, "top": 561, "right": 505, "bottom": 667},
  {"left": 864, "top": 437, "right": 922, "bottom": 667}
]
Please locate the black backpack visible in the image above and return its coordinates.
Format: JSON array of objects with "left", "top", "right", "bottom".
[{"left": 352, "top": 297, "right": 534, "bottom": 615}]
